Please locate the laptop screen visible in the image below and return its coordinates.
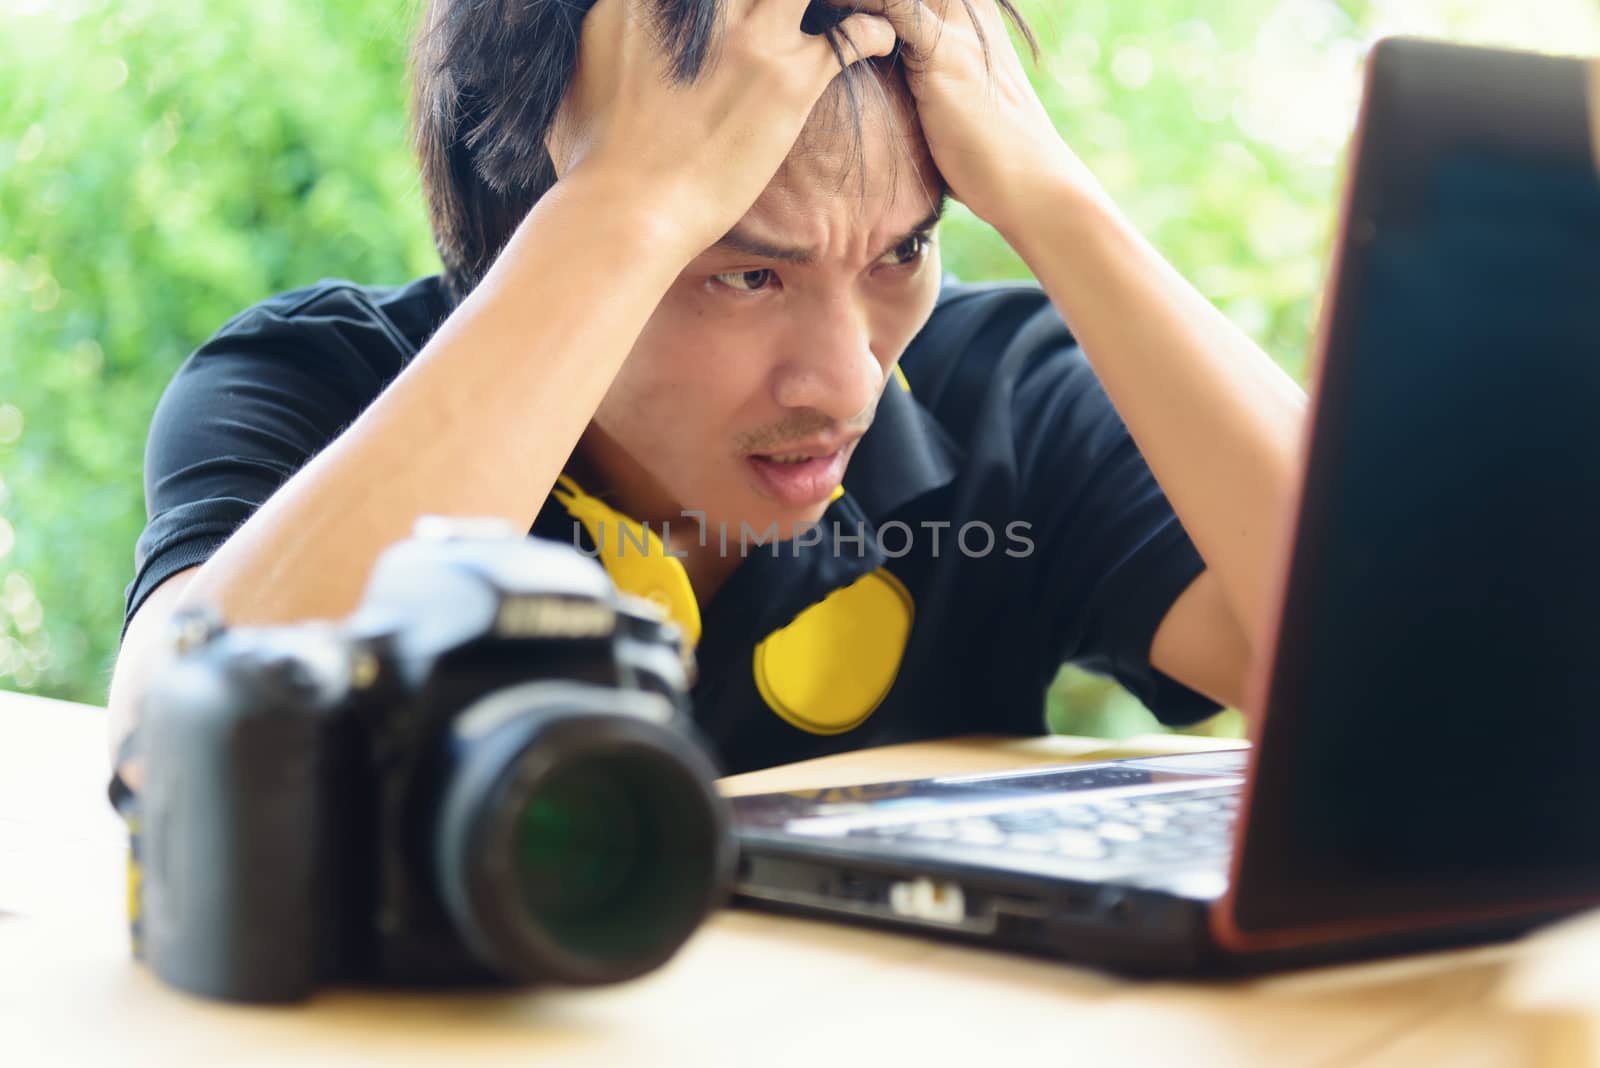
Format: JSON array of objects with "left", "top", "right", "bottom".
[{"left": 1230, "top": 40, "right": 1600, "bottom": 938}]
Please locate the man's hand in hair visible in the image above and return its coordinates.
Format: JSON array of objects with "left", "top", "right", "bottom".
[
  {"left": 546, "top": 0, "right": 899, "bottom": 256},
  {"left": 843, "top": 0, "right": 1087, "bottom": 231}
]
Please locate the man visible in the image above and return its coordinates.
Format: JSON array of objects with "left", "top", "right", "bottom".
[{"left": 109, "top": 0, "right": 1305, "bottom": 776}]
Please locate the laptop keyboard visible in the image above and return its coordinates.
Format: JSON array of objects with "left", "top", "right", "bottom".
[{"left": 844, "top": 787, "right": 1239, "bottom": 866}]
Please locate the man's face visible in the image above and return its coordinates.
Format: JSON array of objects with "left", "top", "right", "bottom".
[{"left": 578, "top": 73, "right": 946, "bottom": 544}]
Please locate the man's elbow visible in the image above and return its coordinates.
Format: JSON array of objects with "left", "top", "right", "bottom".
[
  {"left": 107, "top": 567, "right": 203, "bottom": 773},
  {"left": 1149, "top": 570, "right": 1256, "bottom": 713}
]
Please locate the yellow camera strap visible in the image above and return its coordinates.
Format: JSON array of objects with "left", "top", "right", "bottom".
[
  {"left": 107, "top": 733, "right": 144, "bottom": 959},
  {"left": 551, "top": 474, "right": 702, "bottom": 649}
]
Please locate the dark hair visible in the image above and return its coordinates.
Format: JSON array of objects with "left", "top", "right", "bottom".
[{"left": 410, "top": 0, "right": 1039, "bottom": 305}]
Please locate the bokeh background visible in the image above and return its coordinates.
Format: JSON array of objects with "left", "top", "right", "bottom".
[{"left": 2, "top": 0, "right": 1598, "bottom": 735}]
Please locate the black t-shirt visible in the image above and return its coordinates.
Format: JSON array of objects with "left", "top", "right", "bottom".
[{"left": 125, "top": 272, "right": 1222, "bottom": 774}]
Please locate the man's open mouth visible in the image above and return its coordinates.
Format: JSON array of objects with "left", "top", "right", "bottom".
[{"left": 744, "top": 442, "right": 856, "bottom": 508}]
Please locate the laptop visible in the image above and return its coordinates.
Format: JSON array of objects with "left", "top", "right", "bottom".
[{"left": 728, "top": 37, "right": 1600, "bottom": 974}]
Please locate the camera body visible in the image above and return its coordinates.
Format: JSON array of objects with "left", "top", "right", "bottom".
[{"left": 133, "top": 520, "right": 734, "bottom": 1003}]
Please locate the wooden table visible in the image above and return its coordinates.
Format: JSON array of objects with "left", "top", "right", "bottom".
[{"left": 1, "top": 688, "right": 1594, "bottom": 1067}]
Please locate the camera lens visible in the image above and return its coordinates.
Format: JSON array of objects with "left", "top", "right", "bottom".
[
  {"left": 508, "top": 747, "right": 715, "bottom": 963},
  {"left": 513, "top": 758, "right": 640, "bottom": 918},
  {"left": 434, "top": 686, "right": 734, "bottom": 986}
]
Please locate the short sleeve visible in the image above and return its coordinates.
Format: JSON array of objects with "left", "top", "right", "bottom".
[
  {"left": 903, "top": 276, "right": 1224, "bottom": 729},
  {"left": 121, "top": 283, "right": 420, "bottom": 640},
  {"left": 1007, "top": 305, "right": 1222, "bottom": 727}
]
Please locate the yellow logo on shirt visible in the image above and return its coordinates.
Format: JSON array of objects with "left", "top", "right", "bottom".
[{"left": 753, "top": 567, "right": 914, "bottom": 735}]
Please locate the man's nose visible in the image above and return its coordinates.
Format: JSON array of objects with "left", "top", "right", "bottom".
[{"left": 769, "top": 296, "right": 884, "bottom": 421}]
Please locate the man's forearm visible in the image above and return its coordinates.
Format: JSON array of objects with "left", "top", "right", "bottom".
[
  {"left": 175, "top": 168, "right": 695, "bottom": 627},
  {"left": 995, "top": 171, "right": 1309, "bottom": 645}
]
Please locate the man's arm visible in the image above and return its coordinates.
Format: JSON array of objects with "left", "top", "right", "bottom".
[
  {"left": 994, "top": 175, "right": 1309, "bottom": 710},
  {"left": 837, "top": 0, "right": 1306, "bottom": 710},
  {"left": 105, "top": 167, "right": 697, "bottom": 771},
  {"left": 160, "top": 169, "right": 689, "bottom": 631}
]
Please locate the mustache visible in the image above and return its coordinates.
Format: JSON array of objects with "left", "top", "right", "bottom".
[{"left": 736, "top": 405, "right": 876, "bottom": 454}]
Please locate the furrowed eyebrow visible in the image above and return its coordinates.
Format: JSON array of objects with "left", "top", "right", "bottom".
[{"left": 707, "top": 196, "right": 948, "bottom": 267}]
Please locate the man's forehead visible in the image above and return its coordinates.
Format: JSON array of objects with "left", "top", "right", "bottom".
[
  {"left": 707, "top": 180, "right": 949, "bottom": 266},
  {"left": 767, "top": 120, "right": 944, "bottom": 228},
  {"left": 694, "top": 58, "right": 946, "bottom": 263}
]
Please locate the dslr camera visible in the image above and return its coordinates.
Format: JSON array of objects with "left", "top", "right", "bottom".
[{"left": 126, "top": 518, "right": 735, "bottom": 1003}]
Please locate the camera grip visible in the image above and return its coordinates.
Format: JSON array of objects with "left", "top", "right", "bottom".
[{"left": 139, "top": 650, "right": 334, "bottom": 1002}]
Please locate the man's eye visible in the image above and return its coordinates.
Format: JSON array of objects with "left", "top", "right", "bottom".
[
  {"left": 884, "top": 233, "right": 928, "bottom": 267},
  {"left": 712, "top": 268, "right": 774, "bottom": 293}
]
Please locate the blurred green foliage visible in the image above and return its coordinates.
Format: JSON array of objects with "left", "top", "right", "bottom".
[{"left": 1, "top": 0, "right": 1596, "bottom": 740}]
